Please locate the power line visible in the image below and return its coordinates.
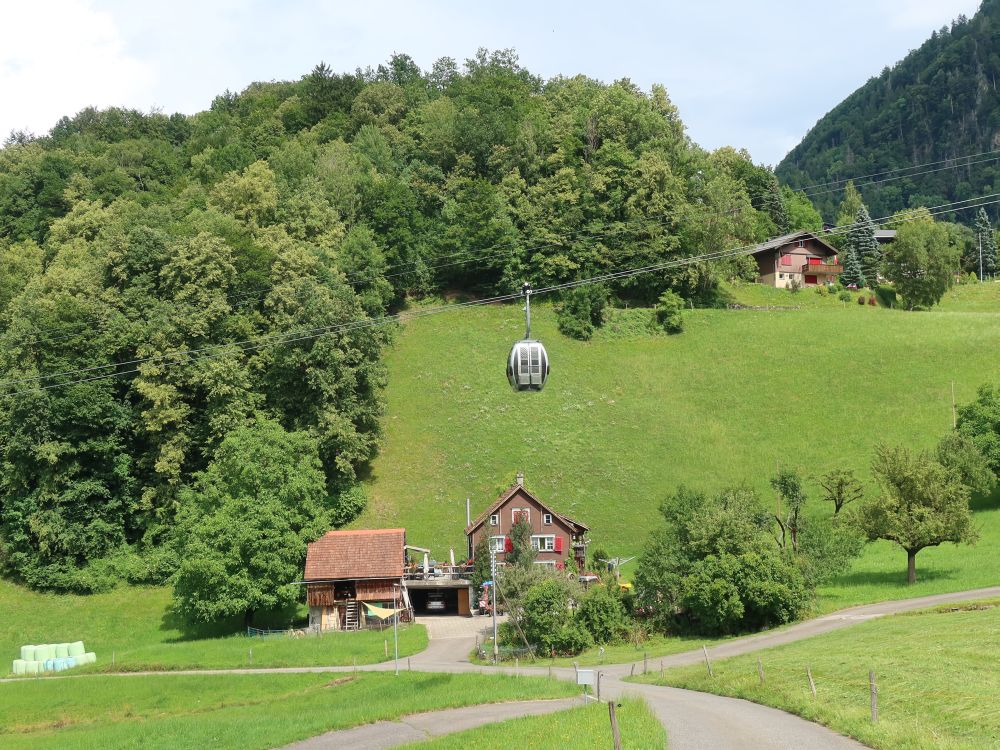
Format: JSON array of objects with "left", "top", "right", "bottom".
[
  {"left": 791, "top": 148, "right": 1000, "bottom": 193},
  {"left": 801, "top": 152, "right": 1000, "bottom": 199},
  {"left": 2, "top": 193, "right": 994, "bottom": 400}
]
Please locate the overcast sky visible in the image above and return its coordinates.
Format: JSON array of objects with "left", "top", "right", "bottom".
[{"left": 1, "top": 0, "right": 982, "bottom": 165}]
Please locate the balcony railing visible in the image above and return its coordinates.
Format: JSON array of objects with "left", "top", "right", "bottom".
[
  {"left": 403, "top": 563, "right": 474, "bottom": 581},
  {"left": 800, "top": 263, "right": 842, "bottom": 275}
]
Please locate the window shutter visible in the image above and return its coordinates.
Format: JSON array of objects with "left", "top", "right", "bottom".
[
  {"left": 554, "top": 536, "right": 563, "bottom": 553},
  {"left": 504, "top": 536, "right": 513, "bottom": 553}
]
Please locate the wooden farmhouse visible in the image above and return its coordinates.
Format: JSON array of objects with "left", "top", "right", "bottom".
[
  {"left": 750, "top": 230, "right": 842, "bottom": 288},
  {"left": 466, "top": 473, "right": 590, "bottom": 572},
  {"left": 304, "top": 528, "right": 411, "bottom": 632}
]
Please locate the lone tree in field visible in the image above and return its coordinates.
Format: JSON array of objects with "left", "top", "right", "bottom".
[
  {"left": 858, "top": 444, "right": 977, "bottom": 585},
  {"left": 771, "top": 468, "right": 806, "bottom": 551},
  {"left": 883, "top": 208, "right": 960, "bottom": 309},
  {"left": 847, "top": 206, "right": 881, "bottom": 287},
  {"left": 820, "top": 469, "right": 865, "bottom": 516}
]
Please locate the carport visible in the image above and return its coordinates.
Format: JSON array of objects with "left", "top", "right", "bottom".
[{"left": 406, "top": 579, "right": 474, "bottom": 616}]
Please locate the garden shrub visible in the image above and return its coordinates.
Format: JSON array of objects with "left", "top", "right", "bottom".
[
  {"left": 857, "top": 295, "right": 866, "bottom": 305},
  {"left": 838, "top": 290, "right": 852, "bottom": 303},
  {"left": 654, "top": 290, "right": 685, "bottom": 334},
  {"left": 557, "top": 285, "right": 607, "bottom": 341},
  {"left": 577, "top": 585, "right": 631, "bottom": 643}
]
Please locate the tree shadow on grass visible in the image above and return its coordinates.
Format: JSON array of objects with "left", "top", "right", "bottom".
[
  {"left": 159, "top": 601, "right": 304, "bottom": 643},
  {"left": 832, "top": 566, "right": 960, "bottom": 589}
]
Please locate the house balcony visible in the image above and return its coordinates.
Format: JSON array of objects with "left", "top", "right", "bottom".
[{"left": 800, "top": 263, "right": 842, "bottom": 275}]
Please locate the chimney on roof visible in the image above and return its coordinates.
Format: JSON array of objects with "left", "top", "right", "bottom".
[{"left": 516, "top": 471, "right": 524, "bottom": 487}]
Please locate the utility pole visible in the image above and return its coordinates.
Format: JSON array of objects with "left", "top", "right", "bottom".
[
  {"left": 393, "top": 583, "right": 400, "bottom": 676},
  {"left": 490, "top": 545, "right": 498, "bottom": 662},
  {"left": 980, "top": 232, "right": 985, "bottom": 282}
]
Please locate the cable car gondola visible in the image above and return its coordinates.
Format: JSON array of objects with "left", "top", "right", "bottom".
[{"left": 507, "top": 283, "right": 549, "bottom": 391}]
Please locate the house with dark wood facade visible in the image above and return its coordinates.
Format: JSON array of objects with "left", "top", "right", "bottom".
[
  {"left": 751, "top": 230, "right": 842, "bottom": 288},
  {"left": 304, "top": 528, "right": 409, "bottom": 632},
  {"left": 466, "top": 473, "right": 589, "bottom": 572}
]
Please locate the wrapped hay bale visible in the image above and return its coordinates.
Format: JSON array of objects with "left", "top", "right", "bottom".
[
  {"left": 81, "top": 652, "right": 97, "bottom": 665},
  {"left": 67, "top": 641, "right": 85, "bottom": 657},
  {"left": 55, "top": 644, "right": 69, "bottom": 658},
  {"left": 24, "top": 661, "right": 41, "bottom": 675},
  {"left": 12, "top": 659, "right": 26, "bottom": 675},
  {"left": 20, "top": 645, "right": 36, "bottom": 661},
  {"left": 43, "top": 659, "right": 55, "bottom": 672}
]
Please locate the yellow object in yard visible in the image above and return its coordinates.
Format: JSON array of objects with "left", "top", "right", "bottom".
[
  {"left": 363, "top": 602, "right": 404, "bottom": 620},
  {"left": 618, "top": 582, "right": 633, "bottom": 591}
]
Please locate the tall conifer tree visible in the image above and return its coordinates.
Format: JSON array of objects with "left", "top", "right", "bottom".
[
  {"left": 975, "top": 208, "right": 998, "bottom": 277},
  {"left": 847, "top": 206, "right": 881, "bottom": 287}
]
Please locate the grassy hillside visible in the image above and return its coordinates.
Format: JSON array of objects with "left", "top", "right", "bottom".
[
  {"left": 0, "top": 580, "right": 425, "bottom": 674},
  {"left": 632, "top": 600, "right": 1000, "bottom": 749},
  {"left": 358, "top": 291, "right": 1000, "bottom": 608}
]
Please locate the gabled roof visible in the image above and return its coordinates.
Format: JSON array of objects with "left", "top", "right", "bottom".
[
  {"left": 304, "top": 528, "right": 405, "bottom": 581},
  {"left": 465, "top": 484, "right": 589, "bottom": 536},
  {"left": 749, "top": 230, "right": 839, "bottom": 257}
]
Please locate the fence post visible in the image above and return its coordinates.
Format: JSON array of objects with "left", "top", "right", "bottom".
[
  {"left": 515, "top": 657, "right": 519, "bottom": 677},
  {"left": 249, "top": 648, "right": 252, "bottom": 665},
  {"left": 408, "top": 657, "right": 411, "bottom": 672},
  {"left": 597, "top": 671, "right": 602, "bottom": 702},
  {"left": 384, "top": 639, "right": 388, "bottom": 658},
  {"left": 757, "top": 656, "right": 765, "bottom": 685},
  {"left": 660, "top": 659, "right": 664, "bottom": 679},
  {"left": 807, "top": 666, "right": 816, "bottom": 699},
  {"left": 629, "top": 663, "right": 635, "bottom": 677},
  {"left": 869, "top": 670, "right": 878, "bottom": 723},
  {"left": 702, "top": 645, "right": 713, "bottom": 678},
  {"left": 608, "top": 702, "right": 623, "bottom": 750},
  {"left": 643, "top": 652, "right": 648, "bottom": 674},
  {"left": 548, "top": 665, "right": 552, "bottom": 679}
]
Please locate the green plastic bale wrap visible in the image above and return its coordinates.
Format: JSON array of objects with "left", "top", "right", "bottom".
[
  {"left": 36, "top": 645, "right": 53, "bottom": 662},
  {"left": 24, "top": 661, "right": 41, "bottom": 675},
  {"left": 82, "top": 652, "right": 97, "bottom": 665},
  {"left": 68, "top": 641, "right": 85, "bottom": 657},
  {"left": 20, "top": 645, "right": 36, "bottom": 661},
  {"left": 12, "top": 659, "right": 26, "bottom": 675},
  {"left": 55, "top": 644, "right": 69, "bottom": 658}
]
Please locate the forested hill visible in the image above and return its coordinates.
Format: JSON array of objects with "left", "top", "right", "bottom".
[
  {"left": 0, "top": 50, "right": 804, "bottom": 593},
  {"left": 777, "top": 0, "right": 1000, "bottom": 221}
]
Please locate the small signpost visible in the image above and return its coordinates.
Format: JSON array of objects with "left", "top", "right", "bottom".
[{"left": 577, "top": 668, "right": 595, "bottom": 697}]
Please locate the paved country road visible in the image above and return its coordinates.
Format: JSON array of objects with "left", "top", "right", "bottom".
[{"left": 6, "top": 586, "right": 999, "bottom": 749}]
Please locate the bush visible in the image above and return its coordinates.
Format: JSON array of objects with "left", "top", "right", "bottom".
[
  {"left": 557, "top": 285, "right": 607, "bottom": 341},
  {"left": 814, "top": 284, "right": 829, "bottom": 296},
  {"left": 875, "top": 285, "right": 897, "bottom": 308},
  {"left": 518, "top": 578, "right": 577, "bottom": 654},
  {"left": 838, "top": 290, "right": 852, "bottom": 303},
  {"left": 857, "top": 295, "right": 866, "bottom": 305},
  {"left": 551, "top": 620, "right": 594, "bottom": 655},
  {"left": 577, "top": 585, "right": 631, "bottom": 643},
  {"left": 788, "top": 277, "right": 802, "bottom": 293},
  {"left": 868, "top": 295, "right": 877, "bottom": 306},
  {"left": 654, "top": 290, "right": 685, "bottom": 334}
]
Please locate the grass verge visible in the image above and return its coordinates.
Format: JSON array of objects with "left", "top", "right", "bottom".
[
  {"left": 0, "top": 671, "right": 577, "bottom": 749},
  {"left": 629, "top": 600, "right": 1000, "bottom": 749},
  {"left": 400, "top": 696, "right": 664, "bottom": 749}
]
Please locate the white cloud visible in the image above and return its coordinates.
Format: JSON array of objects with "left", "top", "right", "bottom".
[{"left": 0, "top": 0, "right": 151, "bottom": 139}]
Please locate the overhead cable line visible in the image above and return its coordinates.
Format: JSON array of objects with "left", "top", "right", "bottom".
[{"left": 1, "top": 193, "right": 995, "bottom": 399}]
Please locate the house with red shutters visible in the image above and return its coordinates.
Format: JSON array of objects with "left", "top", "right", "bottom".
[
  {"left": 465, "top": 472, "right": 590, "bottom": 572},
  {"left": 750, "top": 230, "right": 842, "bottom": 288}
]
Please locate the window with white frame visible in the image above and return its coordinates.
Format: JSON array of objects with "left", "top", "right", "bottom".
[
  {"left": 533, "top": 560, "right": 557, "bottom": 568},
  {"left": 530, "top": 535, "right": 555, "bottom": 552},
  {"left": 489, "top": 535, "right": 506, "bottom": 553},
  {"left": 543, "top": 513, "right": 553, "bottom": 525},
  {"left": 512, "top": 507, "right": 530, "bottom": 524},
  {"left": 489, "top": 513, "right": 499, "bottom": 526}
]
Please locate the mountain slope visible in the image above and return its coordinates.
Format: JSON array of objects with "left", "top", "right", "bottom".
[{"left": 777, "top": 0, "right": 1000, "bottom": 221}]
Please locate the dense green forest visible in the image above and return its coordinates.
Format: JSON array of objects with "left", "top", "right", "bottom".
[
  {"left": 0, "top": 50, "right": 814, "bottom": 593},
  {"left": 777, "top": 0, "right": 1000, "bottom": 222}
]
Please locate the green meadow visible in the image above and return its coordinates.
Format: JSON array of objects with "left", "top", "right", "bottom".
[
  {"left": 631, "top": 600, "right": 1000, "bottom": 749},
  {"left": 358, "top": 285, "right": 1000, "bottom": 610},
  {"left": 0, "top": 671, "right": 576, "bottom": 749},
  {"left": 0, "top": 580, "right": 425, "bottom": 675}
]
